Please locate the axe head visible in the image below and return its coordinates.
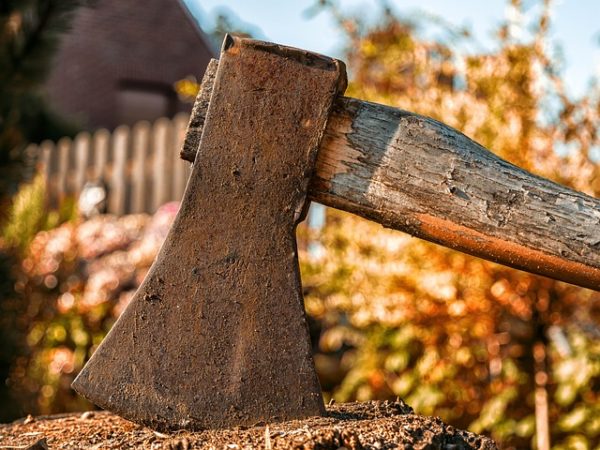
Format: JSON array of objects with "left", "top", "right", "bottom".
[{"left": 72, "top": 36, "right": 347, "bottom": 430}]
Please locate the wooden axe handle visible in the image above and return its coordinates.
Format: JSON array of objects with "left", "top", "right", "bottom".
[{"left": 182, "top": 59, "right": 600, "bottom": 291}]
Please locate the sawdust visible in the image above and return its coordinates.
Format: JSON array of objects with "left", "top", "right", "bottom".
[{"left": 0, "top": 401, "right": 496, "bottom": 449}]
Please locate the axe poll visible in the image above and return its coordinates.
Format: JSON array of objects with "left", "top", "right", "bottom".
[{"left": 73, "top": 36, "right": 600, "bottom": 432}]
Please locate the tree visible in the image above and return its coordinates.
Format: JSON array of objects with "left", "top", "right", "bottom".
[
  {"left": 0, "top": 0, "right": 83, "bottom": 206},
  {"left": 0, "top": 0, "right": 85, "bottom": 421},
  {"left": 301, "top": 1, "right": 600, "bottom": 448}
]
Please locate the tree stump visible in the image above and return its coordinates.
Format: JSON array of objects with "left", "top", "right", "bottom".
[{"left": 0, "top": 401, "right": 497, "bottom": 449}]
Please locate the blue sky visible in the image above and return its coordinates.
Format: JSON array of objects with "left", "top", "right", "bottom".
[{"left": 183, "top": 0, "right": 599, "bottom": 99}]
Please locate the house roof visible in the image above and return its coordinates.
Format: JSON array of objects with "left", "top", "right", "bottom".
[{"left": 45, "top": 0, "right": 216, "bottom": 130}]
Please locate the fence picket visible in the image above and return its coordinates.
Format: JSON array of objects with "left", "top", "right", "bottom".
[
  {"left": 152, "top": 118, "right": 171, "bottom": 211},
  {"left": 131, "top": 121, "right": 151, "bottom": 214},
  {"left": 93, "top": 129, "right": 110, "bottom": 182},
  {"left": 38, "top": 141, "right": 54, "bottom": 204},
  {"left": 74, "top": 132, "right": 91, "bottom": 196},
  {"left": 109, "top": 126, "right": 129, "bottom": 215},
  {"left": 56, "top": 137, "right": 71, "bottom": 204}
]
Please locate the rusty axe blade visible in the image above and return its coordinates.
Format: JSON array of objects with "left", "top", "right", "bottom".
[{"left": 72, "top": 35, "right": 347, "bottom": 430}]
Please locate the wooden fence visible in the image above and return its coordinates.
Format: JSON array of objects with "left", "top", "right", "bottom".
[{"left": 33, "top": 113, "right": 192, "bottom": 215}]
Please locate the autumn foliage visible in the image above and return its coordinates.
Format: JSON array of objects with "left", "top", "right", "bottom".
[{"left": 300, "top": 1, "right": 600, "bottom": 448}]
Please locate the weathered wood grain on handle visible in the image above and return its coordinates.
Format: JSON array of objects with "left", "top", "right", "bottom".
[
  {"left": 182, "top": 62, "right": 600, "bottom": 291},
  {"left": 314, "top": 98, "right": 600, "bottom": 290}
]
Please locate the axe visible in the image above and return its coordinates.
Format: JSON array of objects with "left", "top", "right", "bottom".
[{"left": 73, "top": 36, "right": 600, "bottom": 431}]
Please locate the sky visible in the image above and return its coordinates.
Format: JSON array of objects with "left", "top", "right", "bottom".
[{"left": 183, "top": 0, "right": 600, "bottom": 99}]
